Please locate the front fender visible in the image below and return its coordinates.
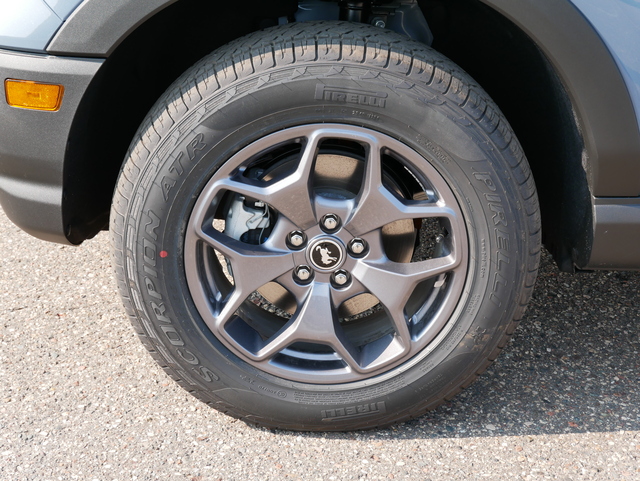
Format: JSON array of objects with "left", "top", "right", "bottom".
[{"left": 46, "top": 0, "right": 178, "bottom": 57}]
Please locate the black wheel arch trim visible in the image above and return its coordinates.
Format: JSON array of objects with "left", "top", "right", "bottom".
[{"left": 478, "top": 0, "right": 640, "bottom": 197}]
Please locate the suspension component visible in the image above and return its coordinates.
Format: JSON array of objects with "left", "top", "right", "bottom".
[
  {"left": 339, "top": 1, "right": 370, "bottom": 23},
  {"left": 223, "top": 194, "right": 273, "bottom": 245}
]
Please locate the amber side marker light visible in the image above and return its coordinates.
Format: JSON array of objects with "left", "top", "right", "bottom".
[{"left": 5, "top": 79, "right": 64, "bottom": 111}]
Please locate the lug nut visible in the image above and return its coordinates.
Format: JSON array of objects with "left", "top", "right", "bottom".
[
  {"left": 332, "top": 270, "right": 350, "bottom": 286},
  {"left": 349, "top": 239, "right": 367, "bottom": 256},
  {"left": 288, "top": 231, "right": 305, "bottom": 248},
  {"left": 321, "top": 214, "right": 340, "bottom": 232},
  {"left": 295, "top": 265, "right": 312, "bottom": 282}
]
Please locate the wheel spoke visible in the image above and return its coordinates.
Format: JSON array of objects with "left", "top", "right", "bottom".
[
  {"left": 384, "top": 306, "right": 413, "bottom": 348},
  {"left": 344, "top": 141, "right": 457, "bottom": 235},
  {"left": 206, "top": 133, "right": 323, "bottom": 230},
  {"left": 329, "top": 276, "right": 369, "bottom": 309},
  {"left": 254, "top": 283, "right": 361, "bottom": 371},
  {"left": 195, "top": 227, "right": 295, "bottom": 329},
  {"left": 214, "top": 290, "right": 252, "bottom": 334},
  {"left": 352, "top": 255, "right": 460, "bottom": 331},
  {"left": 313, "top": 195, "right": 354, "bottom": 230},
  {"left": 274, "top": 271, "right": 313, "bottom": 306},
  {"left": 348, "top": 189, "right": 457, "bottom": 237}
]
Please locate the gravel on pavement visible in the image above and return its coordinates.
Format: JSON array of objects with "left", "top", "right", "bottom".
[{"left": 0, "top": 209, "right": 638, "bottom": 480}]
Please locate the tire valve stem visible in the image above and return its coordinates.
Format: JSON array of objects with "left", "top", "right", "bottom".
[{"left": 434, "top": 234, "right": 446, "bottom": 258}]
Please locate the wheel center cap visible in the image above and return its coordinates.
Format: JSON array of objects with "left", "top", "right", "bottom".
[{"left": 309, "top": 238, "right": 344, "bottom": 271}]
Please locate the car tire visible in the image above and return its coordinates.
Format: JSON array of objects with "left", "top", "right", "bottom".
[{"left": 110, "top": 21, "right": 540, "bottom": 431}]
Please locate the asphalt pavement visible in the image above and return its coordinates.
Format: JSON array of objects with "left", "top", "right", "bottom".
[{"left": 0, "top": 208, "right": 638, "bottom": 480}]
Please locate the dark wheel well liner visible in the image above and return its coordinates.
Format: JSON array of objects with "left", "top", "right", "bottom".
[
  {"left": 62, "top": 0, "right": 297, "bottom": 243},
  {"left": 419, "top": 0, "right": 591, "bottom": 269}
]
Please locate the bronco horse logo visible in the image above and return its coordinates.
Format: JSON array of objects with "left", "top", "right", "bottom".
[{"left": 315, "top": 245, "right": 338, "bottom": 265}]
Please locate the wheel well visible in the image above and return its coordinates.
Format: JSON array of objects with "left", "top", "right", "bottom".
[
  {"left": 63, "top": 0, "right": 298, "bottom": 243},
  {"left": 65, "top": 0, "right": 588, "bottom": 272},
  {"left": 418, "top": 0, "right": 590, "bottom": 271}
]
